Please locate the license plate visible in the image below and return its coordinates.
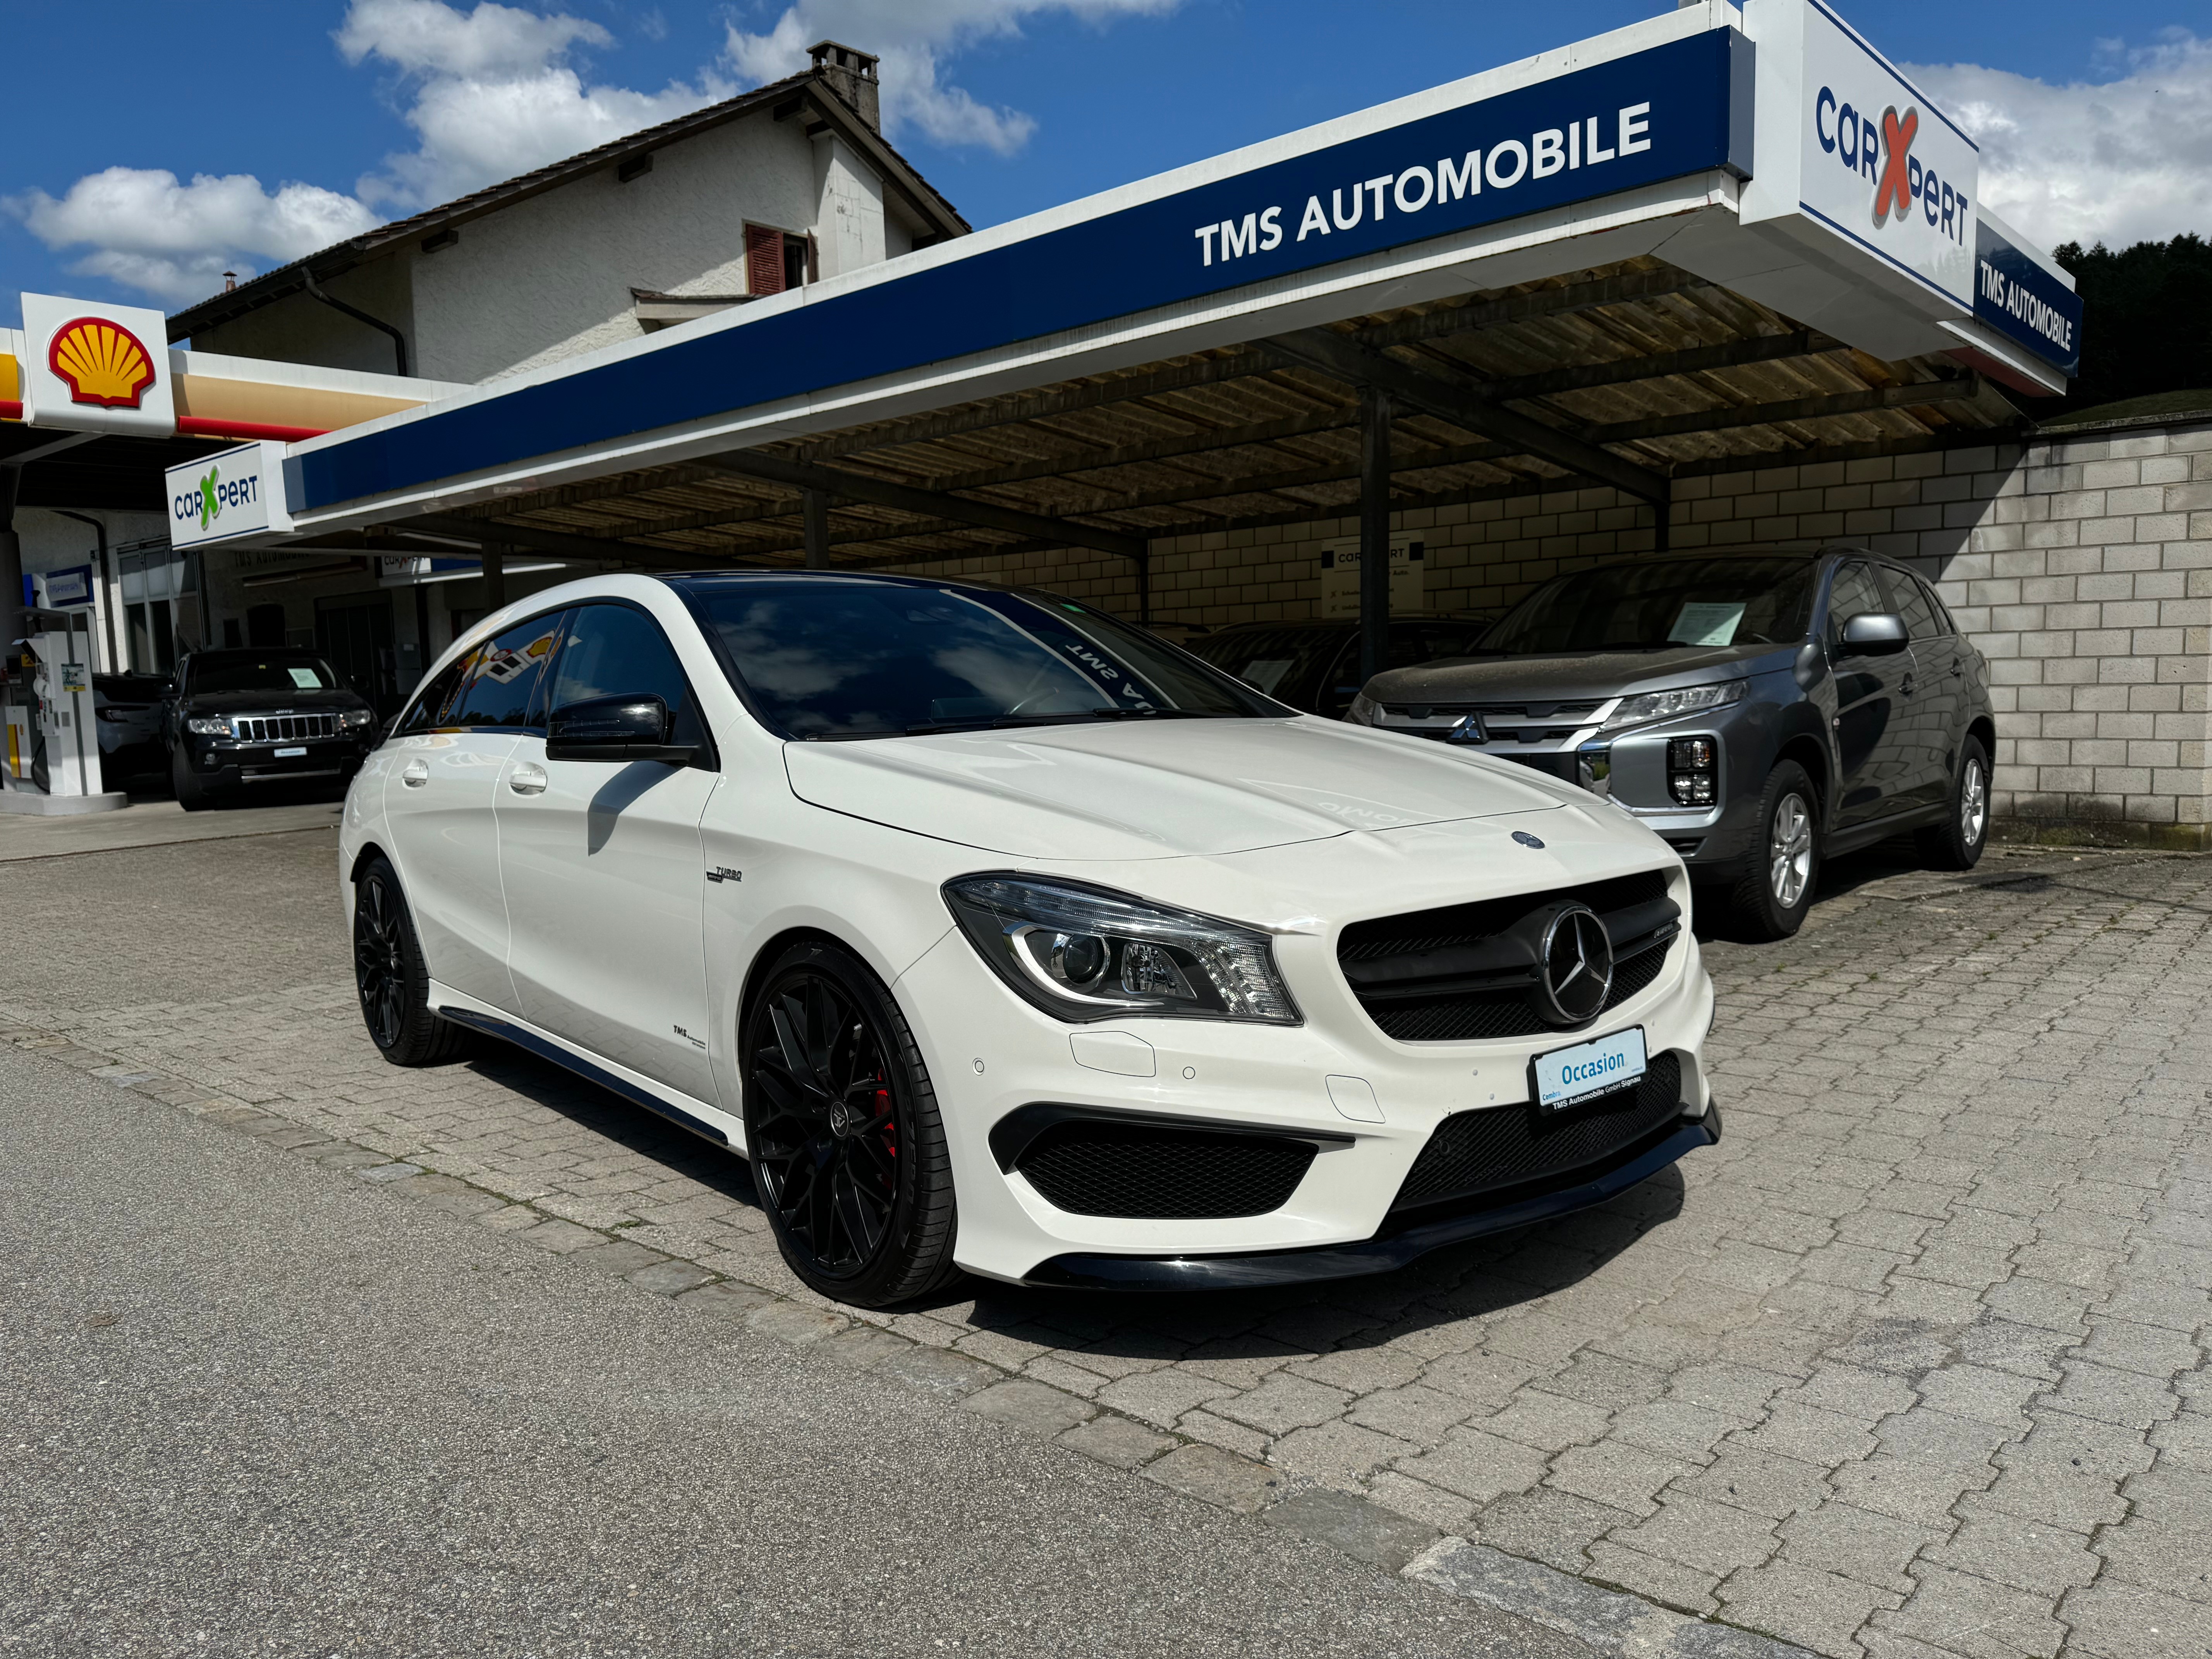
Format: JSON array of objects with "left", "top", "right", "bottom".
[
  {"left": 1531, "top": 1026, "right": 1648, "bottom": 1112},
  {"left": 275, "top": 745, "right": 307, "bottom": 757}
]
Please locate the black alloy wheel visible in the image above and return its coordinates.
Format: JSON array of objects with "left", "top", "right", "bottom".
[
  {"left": 743, "top": 941, "right": 958, "bottom": 1307},
  {"left": 352, "top": 856, "right": 469, "bottom": 1066}
]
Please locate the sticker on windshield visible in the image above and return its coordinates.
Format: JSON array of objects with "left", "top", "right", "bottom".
[
  {"left": 1668, "top": 602, "right": 1747, "bottom": 647},
  {"left": 1239, "top": 658, "right": 1296, "bottom": 694},
  {"left": 287, "top": 667, "right": 322, "bottom": 689}
]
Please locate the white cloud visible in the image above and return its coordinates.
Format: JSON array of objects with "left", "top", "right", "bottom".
[
  {"left": 1908, "top": 29, "right": 2212, "bottom": 252},
  {"left": 724, "top": 0, "right": 1180, "bottom": 157},
  {"left": 340, "top": 0, "right": 726, "bottom": 210},
  {"left": 8, "top": 0, "right": 726, "bottom": 306},
  {"left": 6, "top": 168, "right": 381, "bottom": 303}
]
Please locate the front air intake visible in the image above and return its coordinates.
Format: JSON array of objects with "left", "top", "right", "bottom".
[{"left": 1004, "top": 1114, "right": 1319, "bottom": 1219}]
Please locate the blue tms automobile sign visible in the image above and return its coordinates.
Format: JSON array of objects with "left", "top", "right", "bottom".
[
  {"left": 292, "top": 29, "right": 1750, "bottom": 513},
  {"left": 1973, "top": 220, "right": 2082, "bottom": 378}
]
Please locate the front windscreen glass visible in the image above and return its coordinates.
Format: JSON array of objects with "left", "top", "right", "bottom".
[
  {"left": 1184, "top": 628, "right": 1341, "bottom": 698},
  {"left": 186, "top": 654, "right": 342, "bottom": 694},
  {"left": 1481, "top": 558, "right": 1817, "bottom": 653},
  {"left": 681, "top": 579, "right": 1285, "bottom": 740}
]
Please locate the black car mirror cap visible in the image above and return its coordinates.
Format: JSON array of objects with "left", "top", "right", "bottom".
[
  {"left": 1839, "top": 613, "right": 1910, "bottom": 655},
  {"left": 545, "top": 693, "right": 696, "bottom": 765}
]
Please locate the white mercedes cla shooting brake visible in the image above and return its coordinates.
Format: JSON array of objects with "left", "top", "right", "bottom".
[{"left": 342, "top": 573, "right": 1719, "bottom": 1307}]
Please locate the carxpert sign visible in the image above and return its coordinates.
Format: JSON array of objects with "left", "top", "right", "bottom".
[
  {"left": 1974, "top": 218, "right": 2083, "bottom": 377},
  {"left": 1744, "top": 0, "right": 1980, "bottom": 311},
  {"left": 17, "top": 294, "right": 177, "bottom": 436},
  {"left": 291, "top": 24, "right": 1754, "bottom": 513},
  {"left": 166, "top": 441, "right": 292, "bottom": 549}
]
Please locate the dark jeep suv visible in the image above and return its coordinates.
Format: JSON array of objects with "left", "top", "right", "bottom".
[
  {"left": 162, "top": 649, "right": 380, "bottom": 810},
  {"left": 1350, "top": 548, "right": 1995, "bottom": 939}
]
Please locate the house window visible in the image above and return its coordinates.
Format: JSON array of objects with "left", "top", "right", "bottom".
[{"left": 745, "top": 224, "right": 813, "bottom": 296}]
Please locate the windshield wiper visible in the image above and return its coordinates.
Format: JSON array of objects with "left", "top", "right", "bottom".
[{"left": 895, "top": 706, "right": 1223, "bottom": 737}]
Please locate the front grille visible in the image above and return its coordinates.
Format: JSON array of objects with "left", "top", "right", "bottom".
[
  {"left": 1383, "top": 701, "right": 1603, "bottom": 721},
  {"left": 233, "top": 713, "right": 337, "bottom": 743},
  {"left": 1339, "top": 870, "right": 1677, "bottom": 1042},
  {"left": 1015, "top": 1121, "right": 1316, "bottom": 1219},
  {"left": 1390, "top": 1052, "right": 1684, "bottom": 1215}
]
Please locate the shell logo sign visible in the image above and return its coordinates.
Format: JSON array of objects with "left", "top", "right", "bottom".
[
  {"left": 18, "top": 293, "right": 177, "bottom": 435},
  {"left": 48, "top": 316, "right": 157, "bottom": 409}
]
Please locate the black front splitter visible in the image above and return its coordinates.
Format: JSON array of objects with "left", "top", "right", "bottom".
[{"left": 1022, "top": 1105, "right": 1720, "bottom": 1291}]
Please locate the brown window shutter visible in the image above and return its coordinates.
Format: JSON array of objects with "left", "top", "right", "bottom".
[{"left": 745, "top": 224, "right": 785, "bottom": 296}]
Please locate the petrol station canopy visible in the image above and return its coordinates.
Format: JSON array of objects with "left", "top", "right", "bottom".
[{"left": 146, "top": 1, "right": 2080, "bottom": 601}]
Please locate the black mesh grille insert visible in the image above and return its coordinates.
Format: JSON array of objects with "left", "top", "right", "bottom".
[
  {"left": 1391, "top": 1052, "right": 1685, "bottom": 1214},
  {"left": 1015, "top": 1123, "right": 1317, "bottom": 1219},
  {"left": 1339, "top": 870, "right": 1676, "bottom": 1042}
]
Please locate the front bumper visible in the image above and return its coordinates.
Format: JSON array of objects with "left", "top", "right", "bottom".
[
  {"left": 1030, "top": 1103, "right": 1720, "bottom": 1288},
  {"left": 894, "top": 909, "right": 1717, "bottom": 1287},
  {"left": 185, "top": 735, "right": 370, "bottom": 784}
]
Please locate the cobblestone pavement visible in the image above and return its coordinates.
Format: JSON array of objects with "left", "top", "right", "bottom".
[{"left": 7, "top": 831, "right": 2209, "bottom": 1659}]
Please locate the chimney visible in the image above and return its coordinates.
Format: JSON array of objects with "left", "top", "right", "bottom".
[
  {"left": 223, "top": 271, "right": 237, "bottom": 292},
  {"left": 807, "top": 40, "right": 881, "bottom": 134}
]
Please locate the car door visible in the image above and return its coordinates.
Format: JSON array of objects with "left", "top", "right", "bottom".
[
  {"left": 379, "top": 620, "right": 555, "bottom": 1008},
  {"left": 1824, "top": 560, "right": 1918, "bottom": 828},
  {"left": 1883, "top": 567, "right": 1963, "bottom": 807},
  {"left": 496, "top": 601, "right": 721, "bottom": 1103}
]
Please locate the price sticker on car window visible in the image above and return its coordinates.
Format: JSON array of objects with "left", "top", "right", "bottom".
[{"left": 1667, "top": 602, "right": 1746, "bottom": 646}]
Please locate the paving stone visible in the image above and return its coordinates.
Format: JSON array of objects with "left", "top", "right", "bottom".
[
  {"left": 1613, "top": 1496, "right": 1783, "bottom": 1579},
  {"left": 874, "top": 1343, "right": 996, "bottom": 1400},
  {"left": 516, "top": 1217, "right": 604, "bottom": 1253},
  {"left": 1056, "top": 1413, "right": 1174, "bottom": 1471},
  {"left": 1877, "top": 1564, "right": 2069, "bottom": 1659},
  {"left": 673, "top": 1279, "right": 776, "bottom": 1319},
  {"left": 1778, "top": 1500, "right": 1943, "bottom": 1594},
  {"left": 1925, "top": 1506, "right": 2100, "bottom": 1597},
  {"left": 2093, "top": 1520, "right": 2212, "bottom": 1605},
  {"left": 568, "top": 1240, "right": 669, "bottom": 1276},
  {"left": 1264, "top": 1487, "right": 1439, "bottom": 1573},
  {"left": 1546, "top": 1439, "right": 1699, "bottom": 1518},
  {"left": 962, "top": 1379, "right": 1096, "bottom": 1438},
  {"left": 1582, "top": 1539, "right": 1723, "bottom": 1617},
  {"left": 1670, "top": 1447, "right": 1832, "bottom": 1520},
  {"left": 1143, "top": 1444, "right": 1281, "bottom": 1514},
  {"left": 1717, "top": 1559, "right": 1906, "bottom": 1656},
  {"left": 1391, "top": 1426, "right": 1553, "bottom": 1505},
  {"left": 623, "top": 1259, "right": 715, "bottom": 1297},
  {"left": 1474, "top": 1487, "right": 1635, "bottom": 1575},
  {"left": 2061, "top": 1579, "right": 2212, "bottom": 1659},
  {"left": 745, "top": 1301, "right": 848, "bottom": 1346}
]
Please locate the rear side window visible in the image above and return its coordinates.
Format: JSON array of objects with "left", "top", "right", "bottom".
[
  {"left": 392, "top": 657, "right": 468, "bottom": 736},
  {"left": 1881, "top": 569, "right": 1942, "bottom": 641},
  {"left": 446, "top": 614, "right": 563, "bottom": 730},
  {"left": 1826, "top": 563, "right": 1889, "bottom": 649},
  {"left": 547, "top": 603, "right": 707, "bottom": 745}
]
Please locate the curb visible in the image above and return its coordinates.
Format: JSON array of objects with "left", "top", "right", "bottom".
[{"left": 6, "top": 1017, "right": 1816, "bottom": 1659}]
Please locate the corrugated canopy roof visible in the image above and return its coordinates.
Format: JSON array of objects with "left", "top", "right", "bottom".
[{"left": 316, "top": 254, "right": 2025, "bottom": 584}]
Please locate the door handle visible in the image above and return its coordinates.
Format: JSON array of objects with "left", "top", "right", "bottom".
[
  {"left": 1949, "top": 659, "right": 1964, "bottom": 678},
  {"left": 1901, "top": 673, "right": 1917, "bottom": 697},
  {"left": 401, "top": 759, "right": 429, "bottom": 788},
  {"left": 508, "top": 763, "right": 548, "bottom": 796}
]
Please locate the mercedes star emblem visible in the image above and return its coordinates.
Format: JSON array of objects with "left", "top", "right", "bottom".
[
  {"left": 1534, "top": 902, "right": 1614, "bottom": 1027},
  {"left": 1512, "top": 830, "right": 1545, "bottom": 848}
]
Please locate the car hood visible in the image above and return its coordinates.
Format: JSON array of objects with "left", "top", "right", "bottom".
[
  {"left": 783, "top": 717, "right": 1567, "bottom": 860},
  {"left": 180, "top": 688, "right": 370, "bottom": 714},
  {"left": 1370, "top": 642, "right": 1794, "bottom": 702}
]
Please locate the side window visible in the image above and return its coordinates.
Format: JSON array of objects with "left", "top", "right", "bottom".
[
  {"left": 547, "top": 603, "right": 705, "bottom": 744},
  {"left": 446, "top": 614, "right": 563, "bottom": 730},
  {"left": 1913, "top": 574, "right": 1955, "bottom": 637},
  {"left": 393, "top": 657, "right": 467, "bottom": 736},
  {"left": 1881, "top": 568, "right": 1941, "bottom": 641},
  {"left": 1826, "top": 562, "right": 1888, "bottom": 652}
]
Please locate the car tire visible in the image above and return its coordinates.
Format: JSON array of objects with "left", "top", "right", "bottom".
[
  {"left": 352, "top": 855, "right": 471, "bottom": 1067},
  {"left": 1915, "top": 736, "right": 1991, "bottom": 872},
  {"left": 742, "top": 939, "right": 961, "bottom": 1309},
  {"left": 170, "top": 747, "right": 215, "bottom": 812},
  {"left": 1726, "top": 760, "right": 1820, "bottom": 942}
]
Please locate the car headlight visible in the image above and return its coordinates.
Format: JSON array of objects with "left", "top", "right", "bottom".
[
  {"left": 1345, "top": 692, "right": 1381, "bottom": 725},
  {"left": 1600, "top": 681, "right": 1747, "bottom": 733},
  {"left": 944, "top": 874, "right": 1300, "bottom": 1025},
  {"left": 185, "top": 716, "right": 231, "bottom": 736},
  {"left": 339, "top": 709, "right": 376, "bottom": 729}
]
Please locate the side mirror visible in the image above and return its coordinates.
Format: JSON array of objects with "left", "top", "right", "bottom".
[
  {"left": 546, "top": 694, "right": 696, "bottom": 764},
  {"left": 1838, "top": 613, "right": 1909, "bottom": 656}
]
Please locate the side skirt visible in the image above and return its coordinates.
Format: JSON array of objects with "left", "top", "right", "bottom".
[{"left": 431, "top": 996, "right": 744, "bottom": 1154}]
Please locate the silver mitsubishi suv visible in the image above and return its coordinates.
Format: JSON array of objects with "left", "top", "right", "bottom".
[{"left": 1348, "top": 548, "right": 1995, "bottom": 940}]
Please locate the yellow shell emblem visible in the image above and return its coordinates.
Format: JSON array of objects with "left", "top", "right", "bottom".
[{"left": 48, "top": 316, "right": 157, "bottom": 410}]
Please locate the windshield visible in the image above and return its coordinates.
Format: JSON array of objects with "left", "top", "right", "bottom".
[
  {"left": 1185, "top": 628, "right": 1343, "bottom": 697},
  {"left": 1482, "top": 557, "right": 1818, "bottom": 653},
  {"left": 186, "top": 654, "right": 342, "bottom": 694},
  {"left": 680, "top": 579, "right": 1284, "bottom": 740}
]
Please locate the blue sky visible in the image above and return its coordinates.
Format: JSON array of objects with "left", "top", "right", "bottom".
[{"left": 5, "top": 0, "right": 2206, "bottom": 331}]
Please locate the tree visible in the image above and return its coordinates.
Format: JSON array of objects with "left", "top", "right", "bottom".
[{"left": 2050, "top": 235, "right": 2212, "bottom": 415}]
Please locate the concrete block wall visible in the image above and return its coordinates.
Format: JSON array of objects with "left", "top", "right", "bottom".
[{"left": 889, "top": 415, "right": 2212, "bottom": 848}]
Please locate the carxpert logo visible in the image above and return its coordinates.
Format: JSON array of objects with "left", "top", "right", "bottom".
[
  {"left": 174, "top": 464, "right": 260, "bottom": 535},
  {"left": 1814, "top": 86, "right": 1965, "bottom": 246}
]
